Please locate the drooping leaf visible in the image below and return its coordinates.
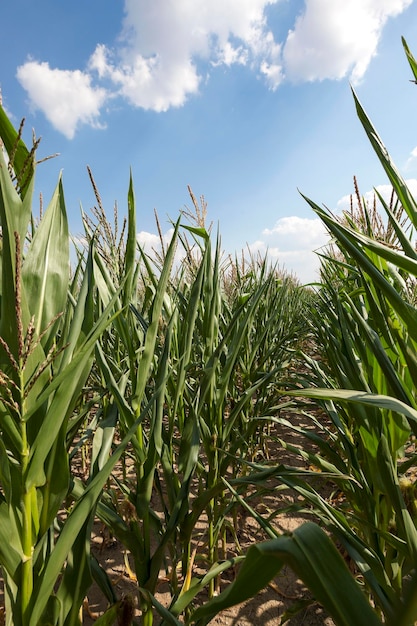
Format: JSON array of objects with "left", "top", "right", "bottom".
[{"left": 191, "top": 523, "right": 381, "bottom": 626}]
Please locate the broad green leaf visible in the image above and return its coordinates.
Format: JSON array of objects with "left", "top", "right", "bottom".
[
  {"left": 123, "top": 170, "right": 136, "bottom": 309},
  {"left": 22, "top": 174, "right": 69, "bottom": 352},
  {"left": 0, "top": 501, "right": 23, "bottom": 581},
  {"left": 167, "top": 557, "right": 244, "bottom": 617},
  {"left": 376, "top": 436, "right": 417, "bottom": 561},
  {"left": 27, "top": 400, "right": 153, "bottom": 625},
  {"left": 191, "top": 523, "right": 381, "bottom": 626},
  {"left": 284, "top": 388, "right": 417, "bottom": 428},
  {"left": 25, "top": 285, "right": 124, "bottom": 489},
  {"left": 56, "top": 518, "right": 94, "bottom": 626},
  {"left": 352, "top": 88, "right": 417, "bottom": 227},
  {"left": 132, "top": 218, "right": 180, "bottom": 413},
  {"left": 0, "top": 147, "right": 33, "bottom": 359}
]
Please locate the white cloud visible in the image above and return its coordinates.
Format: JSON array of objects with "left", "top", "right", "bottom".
[
  {"left": 16, "top": 61, "right": 108, "bottom": 139},
  {"left": 137, "top": 228, "right": 175, "bottom": 251},
  {"left": 87, "top": 0, "right": 283, "bottom": 110},
  {"left": 260, "top": 61, "right": 284, "bottom": 90},
  {"left": 405, "top": 145, "right": 417, "bottom": 170},
  {"left": 283, "top": 0, "right": 413, "bottom": 84},
  {"left": 249, "top": 215, "right": 329, "bottom": 283},
  {"left": 15, "top": 0, "right": 413, "bottom": 135}
]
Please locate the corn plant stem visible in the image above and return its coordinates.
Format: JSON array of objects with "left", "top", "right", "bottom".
[
  {"left": 181, "top": 540, "right": 191, "bottom": 589},
  {"left": 142, "top": 601, "right": 154, "bottom": 626},
  {"left": 136, "top": 423, "right": 145, "bottom": 479},
  {"left": 206, "top": 445, "right": 220, "bottom": 599},
  {"left": 20, "top": 371, "right": 33, "bottom": 625},
  {"left": 143, "top": 507, "right": 151, "bottom": 577},
  {"left": 208, "top": 509, "right": 215, "bottom": 599}
]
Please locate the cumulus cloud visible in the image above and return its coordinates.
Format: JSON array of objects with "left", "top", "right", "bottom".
[
  {"left": 87, "top": 0, "right": 283, "bottom": 110},
  {"left": 15, "top": 0, "right": 413, "bottom": 136},
  {"left": 283, "top": 0, "right": 413, "bottom": 84},
  {"left": 249, "top": 215, "right": 329, "bottom": 283},
  {"left": 405, "top": 145, "right": 417, "bottom": 170},
  {"left": 16, "top": 61, "right": 108, "bottom": 139},
  {"left": 137, "top": 228, "right": 175, "bottom": 252}
]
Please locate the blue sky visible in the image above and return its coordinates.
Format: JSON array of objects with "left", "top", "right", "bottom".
[{"left": 2, "top": 0, "right": 417, "bottom": 282}]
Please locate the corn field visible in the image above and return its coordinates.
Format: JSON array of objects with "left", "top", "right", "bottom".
[{"left": 0, "top": 38, "right": 417, "bottom": 626}]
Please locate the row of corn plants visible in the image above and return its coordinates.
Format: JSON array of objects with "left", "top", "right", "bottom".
[
  {"left": 0, "top": 107, "right": 150, "bottom": 625},
  {"left": 231, "top": 37, "right": 417, "bottom": 625},
  {"left": 78, "top": 179, "right": 313, "bottom": 623},
  {"left": 175, "top": 36, "right": 417, "bottom": 626}
]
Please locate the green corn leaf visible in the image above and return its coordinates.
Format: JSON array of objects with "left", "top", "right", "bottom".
[
  {"left": 309, "top": 198, "right": 417, "bottom": 277},
  {"left": 182, "top": 224, "right": 210, "bottom": 241},
  {"left": 90, "top": 556, "right": 118, "bottom": 605},
  {"left": 140, "top": 590, "right": 183, "bottom": 626},
  {"left": 38, "top": 428, "right": 70, "bottom": 536},
  {"left": 304, "top": 200, "right": 417, "bottom": 344},
  {"left": 58, "top": 239, "right": 97, "bottom": 369},
  {"left": 145, "top": 414, "right": 200, "bottom": 592},
  {"left": 171, "top": 241, "right": 207, "bottom": 423},
  {"left": 284, "top": 388, "right": 417, "bottom": 427},
  {"left": 0, "top": 501, "right": 23, "bottom": 581},
  {"left": 0, "top": 104, "right": 33, "bottom": 199},
  {"left": 25, "top": 285, "right": 124, "bottom": 489},
  {"left": 347, "top": 299, "right": 414, "bottom": 410},
  {"left": 92, "top": 597, "right": 136, "bottom": 626},
  {"left": 352, "top": 88, "right": 417, "bottom": 228},
  {"left": 0, "top": 147, "right": 33, "bottom": 360},
  {"left": 27, "top": 399, "right": 154, "bottom": 625},
  {"left": 91, "top": 604, "right": 121, "bottom": 626},
  {"left": 390, "top": 567, "right": 417, "bottom": 626},
  {"left": 374, "top": 189, "right": 417, "bottom": 260},
  {"left": 95, "top": 343, "right": 136, "bottom": 427},
  {"left": 22, "top": 174, "right": 69, "bottom": 352},
  {"left": 90, "top": 402, "right": 118, "bottom": 476},
  {"left": 402, "top": 37, "right": 417, "bottom": 84},
  {"left": 0, "top": 407, "right": 23, "bottom": 458},
  {"left": 191, "top": 523, "right": 381, "bottom": 626},
  {"left": 163, "top": 557, "right": 245, "bottom": 618},
  {"left": 132, "top": 218, "right": 180, "bottom": 414},
  {"left": 56, "top": 517, "right": 94, "bottom": 626},
  {"left": 123, "top": 170, "right": 136, "bottom": 309},
  {"left": 376, "top": 435, "right": 417, "bottom": 561}
]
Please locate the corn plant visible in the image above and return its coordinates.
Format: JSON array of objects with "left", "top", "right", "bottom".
[
  {"left": 244, "top": 39, "right": 417, "bottom": 624},
  {"left": 0, "top": 106, "right": 142, "bottom": 626},
  {"left": 181, "top": 37, "right": 417, "bottom": 626}
]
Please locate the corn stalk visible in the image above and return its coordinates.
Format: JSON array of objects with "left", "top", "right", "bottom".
[{"left": 0, "top": 106, "right": 135, "bottom": 626}]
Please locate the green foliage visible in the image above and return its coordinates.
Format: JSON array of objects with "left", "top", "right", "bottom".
[
  {"left": 264, "top": 38, "right": 417, "bottom": 625},
  {"left": 81, "top": 193, "right": 308, "bottom": 623},
  {"left": 0, "top": 112, "right": 138, "bottom": 626},
  {"left": 2, "top": 36, "right": 417, "bottom": 626}
]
